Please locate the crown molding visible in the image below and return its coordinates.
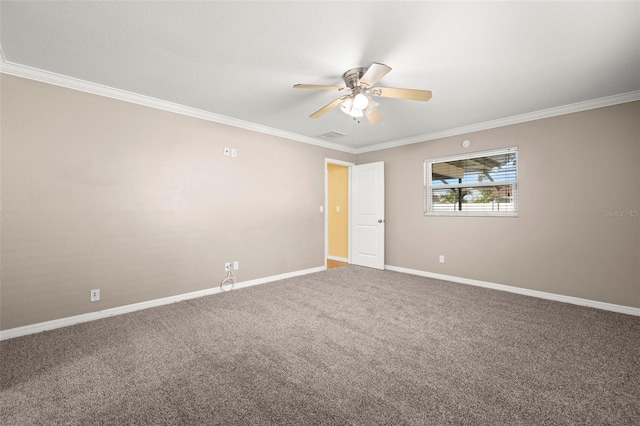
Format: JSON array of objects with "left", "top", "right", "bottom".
[
  {"left": 355, "top": 90, "right": 640, "bottom": 154},
  {"left": 1, "top": 49, "right": 636, "bottom": 156},
  {"left": 0, "top": 55, "right": 356, "bottom": 154}
]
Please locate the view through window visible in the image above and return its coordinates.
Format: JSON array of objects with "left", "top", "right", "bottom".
[{"left": 424, "top": 147, "right": 518, "bottom": 217}]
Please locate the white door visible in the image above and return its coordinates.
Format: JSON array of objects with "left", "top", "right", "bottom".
[{"left": 351, "top": 162, "right": 385, "bottom": 269}]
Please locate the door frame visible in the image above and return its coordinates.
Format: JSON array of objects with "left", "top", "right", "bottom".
[{"left": 324, "top": 158, "right": 355, "bottom": 268}]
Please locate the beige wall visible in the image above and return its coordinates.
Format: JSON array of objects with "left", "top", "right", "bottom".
[
  {"left": 0, "top": 74, "right": 355, "bottom": 330},
  {"left": 1, "top": 74, "right": 638, "bottom": 332},
  {"left": 358, "top": 101, "right": 640, "bottom": 308},
  {"left": 327, "top": 164, "right": 349, "bottom": 259}
]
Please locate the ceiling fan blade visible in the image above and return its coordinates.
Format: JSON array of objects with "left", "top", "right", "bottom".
[
  {"left": 359, "top": 63, "right": 392, "bottom": 87},
  {"left": 372, "top": 87, "right": 432, "bottom": 101},
  {"left": 364, "top": 107, "right": 383, "bottom": 125},
  {"left": 310, "top": 95, "right": 350, "bottom": 118},
  {"left": 294, "top": 84, "right": 348, "bottom": 91}
]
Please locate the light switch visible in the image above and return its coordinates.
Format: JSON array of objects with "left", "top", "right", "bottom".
[
  {"left": 336, "top": 206, "right": 340, "bottom": 212},
  {"left": 320, "top": 206, "right": 324, "bottom": 213}
]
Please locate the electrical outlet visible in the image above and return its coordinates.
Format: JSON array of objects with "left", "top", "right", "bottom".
[
  {"left": 233, "top": 261, "right": 239, "bottom": 271},
  {"left": 90, "top": 289, "right": 100, "bottom": 302},
  {"left": 231, "top": 148, "right": 237, "bottom": 158},
  {"left": 439, "top": 255, "right": 445, "bottom": 264},
  {"left": 225, "top": 262, "right": 231, "bottom": 272}
]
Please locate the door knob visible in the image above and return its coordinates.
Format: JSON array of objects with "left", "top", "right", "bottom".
[{"left": 378, "top": 219, "right": 385, "bottom": 223}]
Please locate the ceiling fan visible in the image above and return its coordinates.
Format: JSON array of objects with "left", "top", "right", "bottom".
[{"left": 293, "top": 63, "right": 432, "bottom": 124}]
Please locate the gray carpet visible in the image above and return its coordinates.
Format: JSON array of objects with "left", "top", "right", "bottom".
[{"left": 1, "top": 266, "right": 639, "bottom": 425}]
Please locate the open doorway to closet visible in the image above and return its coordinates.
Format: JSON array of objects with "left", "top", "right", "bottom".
[{"left": 325, "top": 159, "right": 353, "bottom": 269}]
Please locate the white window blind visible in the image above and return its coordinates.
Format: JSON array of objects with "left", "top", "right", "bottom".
[{"left": 424, "top": 146, "right": 518, "bottom": 217}]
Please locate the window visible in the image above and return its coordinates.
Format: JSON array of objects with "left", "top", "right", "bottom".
[{"left": 424, "top": 146, "right": 518, "bottom": 217}]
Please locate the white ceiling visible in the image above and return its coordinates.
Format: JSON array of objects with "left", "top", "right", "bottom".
[{"left": 1, "top": 1, "right": 639, "bottom": 152}]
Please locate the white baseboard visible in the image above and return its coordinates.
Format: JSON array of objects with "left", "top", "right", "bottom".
[
  {"left": 385, "top": 265, "right": 640, "bottom": 317},
  {"left": 0, "top": 266, "right": 326, "bottom": 341},
  {"left": 4, "top": 264, "right": 636, "bottom": 341},
  {"left": 327, "top": 256, "right": 349, "bottom": 263}
]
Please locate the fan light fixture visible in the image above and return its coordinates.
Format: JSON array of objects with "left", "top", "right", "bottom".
[
  {"left": 339, "top": 95, "right": 362, "bottom": 117},
  {"left": 352, "top": 93, "right": 369, "bottom": 110},
  {"left": 340, "top": 89, "right": 370, "bottom": 118}
]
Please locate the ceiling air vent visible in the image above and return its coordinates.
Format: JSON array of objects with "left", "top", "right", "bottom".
[{"left": 317, "top": 131, "right": 347, "bottom": 141}]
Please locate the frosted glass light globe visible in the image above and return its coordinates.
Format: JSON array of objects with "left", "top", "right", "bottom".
[{"left": 352, "top": 93, "right": 369, "bottom": 110}]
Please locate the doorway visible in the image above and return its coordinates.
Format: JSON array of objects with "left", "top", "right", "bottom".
[
  {"left": 325, "top": 159, "right": 353, "bottom": 267},
  {"left": 325, "top": 159, "right": 386, "bottom": 270}
]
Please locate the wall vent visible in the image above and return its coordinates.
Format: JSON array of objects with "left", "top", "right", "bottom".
[{"left": 317, "top": 131, "right": 347, "bottom": 141}]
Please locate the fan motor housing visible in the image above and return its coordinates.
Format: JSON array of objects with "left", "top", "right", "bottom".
[{"left": 342, "top": 68, "right": 365, "bottom": 89}]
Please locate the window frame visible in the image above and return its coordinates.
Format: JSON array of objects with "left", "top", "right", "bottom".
[{"left": 424, "top": 146, "right": 519, "bottom": 217}]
